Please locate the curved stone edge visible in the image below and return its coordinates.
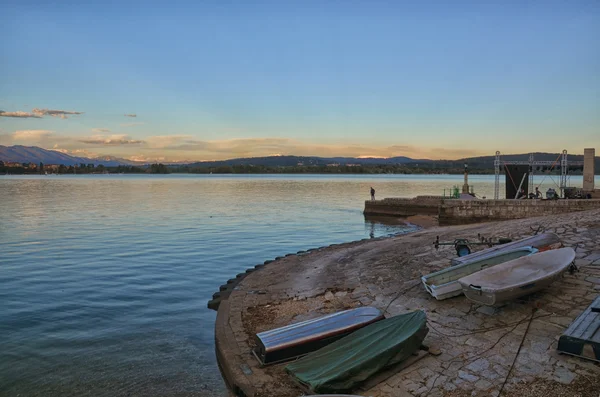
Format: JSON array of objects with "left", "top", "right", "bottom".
[
  {"left": 206, "top": 231, "right": 411, "bottom": 311},
  {"left": 213, "top": 211, "right": 600, "bottom": 397},
  {"left": 215, "top": 298, "right": 255, "bottom": 397},
  {"left": 212, "top": 233, "right": 419, "bottom": 396}
]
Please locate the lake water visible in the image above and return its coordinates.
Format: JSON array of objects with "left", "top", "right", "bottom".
[{"left": 0, "top": 174, "right": 596, "bottom": 396}]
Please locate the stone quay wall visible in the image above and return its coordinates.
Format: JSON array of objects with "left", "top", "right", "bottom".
[
  {"left": 363, "top": 196, "right": 443, "bottom": 217},
  {"left": 365, "top": 197, "right": 600, "bottom": 225},
  {"left": 439, "top": 199, "right": 600, "bottom": 225}
]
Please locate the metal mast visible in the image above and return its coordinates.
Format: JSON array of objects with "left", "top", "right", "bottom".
[
  {"left": 528, "top": 153, "right": 534, "bottom": 196},
  {"left": 494, "top": 151, "right": 500, "bottom": 199},
  {"left": 560, "top": 150, "right": 568, "bottom": 195},
  {"left": 493, "top": 149, "right": 580, "bottom": 199}
]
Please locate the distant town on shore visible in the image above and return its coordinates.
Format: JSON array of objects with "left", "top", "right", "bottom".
[{"left": 1, "top": 145, "right": 598, "bottom": 175}]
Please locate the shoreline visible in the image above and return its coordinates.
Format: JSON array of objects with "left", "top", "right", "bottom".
[
  {"left": 215, "top": 209, "right": 600, "bottom": 397},
  {"left": 208, "top": 217, "right": 424, "bottom": 312}
]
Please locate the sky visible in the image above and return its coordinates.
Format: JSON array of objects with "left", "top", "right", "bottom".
[{"left": 0, "top": 1, "right": 599, "bottom": 162}]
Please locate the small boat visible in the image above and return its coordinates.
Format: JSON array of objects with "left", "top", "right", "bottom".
[
  {"left": 253, "top": 306, "right": 384, "bottom": 366},
  {"left": 422, "top": 246, "right": 538, "bottom": 300},
  {"left": 459, "top": 247, "right": 576, "bottom": 306},
  {"left": 286, "top": 310, "right": 428, "bottom": 394},
  {"left": 450, "top": 233, "right": 562, "bottom": 267}
]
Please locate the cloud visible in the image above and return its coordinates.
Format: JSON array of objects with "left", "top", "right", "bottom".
[
  {"left": 146, "top": 135, "right": 191, "bottom": 148},
  {"left": 0, "top": 110, "right": 42, "bottom": 118},
  {"left": 165, "top": 137, "right": 291, "bottom": 154},
  {"left": 51, "top": 147, "right": 70, "bottom": 154},
  {"left": 432, "top": 147, "right": 486, "bottom": 159},
  {"left": 142, "top": 137, "right": 487, "bottom": 161},
  {"left": 80, "top": 134, "right": 145, "bottom": 145},
  {"left": 128, "top": 155, "right": 151, "bottom": 162},
  {"left": 92, "top": 128, "right": 111, "bottom": 133},
  {"left": 120, "top": 122, "right": 144, "bottom": 127},
  {"left": 50, "top": 148, "right": 100, "bottom": 158},
  {"left": 12, "top": 130, "right": 53, "bottom": 140},
  {"left": 124, "top": 114, "right": 137, "bottom": 117},
  {"left": 127, "top": 155, "right": 168, "bottom": 162},
  {"left": 32, "top": 108, "right": 84, "bottom": 119}
]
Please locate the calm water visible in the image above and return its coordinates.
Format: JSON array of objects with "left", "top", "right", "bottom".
[{"left": 0, "top": 174, "right": 596, "bottom": 396}]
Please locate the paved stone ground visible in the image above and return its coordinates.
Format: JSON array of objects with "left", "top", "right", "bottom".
[{"left": 215, "top": 209, "right": 600, "bottom": 397}]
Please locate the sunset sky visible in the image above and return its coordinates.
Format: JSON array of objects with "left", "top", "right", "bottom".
[{"left": 1, "top": 1, "right": 599, "bottom": 162}]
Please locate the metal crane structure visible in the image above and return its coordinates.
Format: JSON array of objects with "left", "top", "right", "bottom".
[{"left": 494, "top": 150, "right": 584, "bottom": 199}]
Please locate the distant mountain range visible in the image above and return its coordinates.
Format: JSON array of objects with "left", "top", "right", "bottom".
[
  {"left": 186, "top": 155, "right": 431, "bottom": 168},
  {"left": 0, "top": 145, "right": 136, "bottom": 166},
  {"left": 0, "top": 145, "right": 598, "bottom": 169}
]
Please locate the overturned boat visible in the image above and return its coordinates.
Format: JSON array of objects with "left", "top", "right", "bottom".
[
  {"left": 459, "top": 247, "right": 576, "bottom": 306},
  {"left": 450, "top": 232, "right": 561, "bottom": 266},
  {"left": 286, "top": 310, "right": 428, "bottom": 394},
  {"left": 253, "top": 306, "right": 384, "bottom": 366},
  {"left": 422, "top": 246, "right": 538, "bottom": 300}
]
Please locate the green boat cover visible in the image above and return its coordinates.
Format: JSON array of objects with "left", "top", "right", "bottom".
[{"left": 285, "top": 310, "right": 428, "bottom": 393}]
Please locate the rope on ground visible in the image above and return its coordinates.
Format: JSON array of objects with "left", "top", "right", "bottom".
[
  {"left": 426, "top": 312, "right": 551, "bottom": 337},
  {"left": 425, "top": 315, "right": 528, "bottom": 395},
  {"left": 382, "top": 278, "right": 421, "bottom": 315},
  {"left": 497, "top": 307, "right": 537, "bottom": 396}
]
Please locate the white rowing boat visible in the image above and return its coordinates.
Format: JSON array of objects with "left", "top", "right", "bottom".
[
  {"left": 422, "top": 246, "right": 537, "bottom": 300},
  {"left": 459, "top": 247, "right": 576, "bottom": 306}
]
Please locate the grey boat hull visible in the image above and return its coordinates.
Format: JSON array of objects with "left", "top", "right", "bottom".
[
  {"left": 422, "top": 246, "right": 538, "bottom": 300},
  {"left": 459, "top": 247, "right": 576, "bottom": 306},
  {"left": 451, "top": 233, "right": 561, "bottom": 267},
  {"left": 253, "top": 306, "right": 384, "bottom": 365}
]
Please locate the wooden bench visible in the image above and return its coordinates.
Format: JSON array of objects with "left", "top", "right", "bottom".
[{"left": 557, "top": 295, "right": 600, "bottom": 362}]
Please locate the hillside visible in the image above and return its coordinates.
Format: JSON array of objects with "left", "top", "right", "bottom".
[
  {"left": 0, "top": 145, "right": 134, "bottom": 166},
  {"left": 1, "top": 145, "right": 598, "bottom": 171},
  {"left": 454, "top": 152, "right": 599, "bottom": 170},
  {"left": 186, "top": 155, "right": 429, "bottom": 168}
]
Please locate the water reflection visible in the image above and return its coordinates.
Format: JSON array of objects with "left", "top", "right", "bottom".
[
  {"left": 1, "top": 173, "right": 595, "bottom": 396},
  {"left": 363, "top": 215, "right": 416, "bottom": 239}
]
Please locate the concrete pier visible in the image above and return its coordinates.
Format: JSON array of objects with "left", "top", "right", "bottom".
[
  {"left": 583, "top": 148, "right": 595, "bottom": 191},
  {"left": 214, "top": 209, "right": 600, "bottom": 397},
  {"left": 364, "top": 198, "right": 600, "bottom": 225}
]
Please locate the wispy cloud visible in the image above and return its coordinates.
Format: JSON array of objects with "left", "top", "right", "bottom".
[
  {"left": 80, "top": 134, "right": 145, "bottom": 145},
  {"left": 431, "top": 147, "right": 485, "bottom": 159},
  {"left": 120, "top": 122, "right": 144, "bottom": 127},
  {"left": 1, "top": 128, "right": 488, "bottom": 162},
  {"left": 147, "top": 137, "right": 487, "bottom": 160},
  {"left": 12, "top": 130, "right": 53, "bottom": 140},
  {"left": 128, "top": 155, "right": 165, "bottom": 162},
  {"left": 146, "top": 135, "right": 192, "bottom": 149},
  {"left": 0, "top": 110, "right": 42, "bottom": 118},
  {"left": 124, "top": 114, "right": 137, "bottom": 117},
  {"left": 32, "top": 108, "right": 84, "bottom": 119},
  {"left": 50, "top": 147, "right": 100, "bottom": 158},
  {"left": 51, "top": 144, "right": 70, "bottom": 154}
]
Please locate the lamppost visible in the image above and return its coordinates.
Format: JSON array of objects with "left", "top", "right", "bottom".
[{"left": 462, "top": 163, "right": 469, "bottom": 194}]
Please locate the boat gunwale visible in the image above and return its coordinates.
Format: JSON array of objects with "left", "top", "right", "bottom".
[
  {"left": 256, "top": 307, "right": 382, "bottom": 340},
  {"left": 421, "top": 246, "right": 538, "bottom": 291},
  {"left": 253, "top": 306, "right": 385, "bottom": 365},
  {"left": 450, "top": 232, "right": 561, "bottom": 266},
  {"left": 458, "top": 247, "right": 576, "bottom": 293}
]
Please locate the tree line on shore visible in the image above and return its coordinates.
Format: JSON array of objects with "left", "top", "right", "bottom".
[{"left": 2, "top": 160, "right": 586, "bottom": 175}]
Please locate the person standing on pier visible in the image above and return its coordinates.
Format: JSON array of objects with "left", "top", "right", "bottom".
[{"left": 370, "top": 187, "right": 375, "bottom": 201}]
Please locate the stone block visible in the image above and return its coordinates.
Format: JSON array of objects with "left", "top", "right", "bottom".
[
  {"left": 553, "top": 366, "right": 576, "bottom": 384},
  {"left": 458, "top": 370, "right": 479, "bottom": 382}
]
